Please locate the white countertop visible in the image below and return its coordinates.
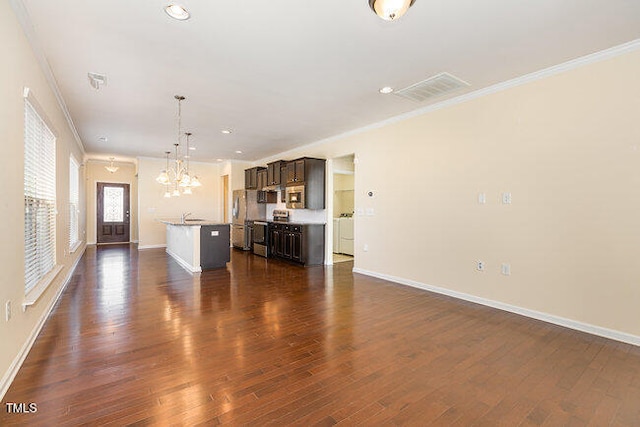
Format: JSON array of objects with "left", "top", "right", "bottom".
[{"left": 160, "top": 219, "right": 229, "bottom": 226}]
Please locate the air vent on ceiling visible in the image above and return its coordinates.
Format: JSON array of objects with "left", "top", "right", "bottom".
[
  {"left": 88, "top": 72, "right": 107, "bottom": 90},
  {"left": 394, "top": 72, "right": 469, "bottom": 103}
]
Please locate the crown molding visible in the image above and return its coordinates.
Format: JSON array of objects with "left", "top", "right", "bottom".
[
  {"left": 10, "top": 0, "right": 85, "bottom": 154},
  {"left": 259, "top": 38, "right": 640, "bottom": 164}
]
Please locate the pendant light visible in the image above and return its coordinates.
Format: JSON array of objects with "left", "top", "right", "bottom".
[
  {"left": 155, "top": 95, "right": 202, "bottom": 196},
  {"left": 105, "top": 157, "right": 119, "bottom": 173},
  {"left": 369, "top": 0, "right": 416, "bottom": 21}
]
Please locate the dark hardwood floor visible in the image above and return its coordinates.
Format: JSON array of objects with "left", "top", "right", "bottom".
[{"left": 2, "top": 245, "right": 639, "bottom": 426}]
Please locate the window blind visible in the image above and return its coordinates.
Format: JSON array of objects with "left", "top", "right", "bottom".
[
  {"left": 24, "top": 100, "right": 56, "bottom": 295},
  {"left": 69, "top": 156, "right": 79, "bottom": 250}
]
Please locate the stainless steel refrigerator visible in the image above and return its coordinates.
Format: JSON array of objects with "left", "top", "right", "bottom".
[{"left": 231, "top": 190, "right": 265, "bottom": 250}]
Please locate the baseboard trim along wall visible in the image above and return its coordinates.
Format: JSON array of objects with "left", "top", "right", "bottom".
[
  {"left": 138, "top": 244, "right": 167, "bottom": 250},
  {"left": 166, "top": 248, "right": 201, "bottom": 274},
  {"left": 0, "top": 244, "right": 87, "bottom": 401},
  {"left": 352, "top": 267, "right": 640, "bottom": 347}
]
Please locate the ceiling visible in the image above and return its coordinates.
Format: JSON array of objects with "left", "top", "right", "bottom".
[{"left": 17, "top": 0, "right": 640, "bottom": 162}]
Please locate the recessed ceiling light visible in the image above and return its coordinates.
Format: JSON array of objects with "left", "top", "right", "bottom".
[
  {"left": 235, "top": 150, "right": 242, "bottom": 154},
  {"left": 216, "top": 159, "right": 223, "bottom": 162},
  {"left": 164, "top": 4, "right": 190, "bottom": 20},
  {"left": 221, "top": 129, "right": 232, "bottom": 134},
  {"left": 189, "top": 146, "right": 196, "bottom": 151},
  {"left": 379, "top": 86, "right": 394, "bottom": 94}
]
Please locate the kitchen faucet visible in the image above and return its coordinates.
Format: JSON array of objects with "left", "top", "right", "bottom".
[{"left": 181, "top": 212, "right": 192, "bottom": 223}]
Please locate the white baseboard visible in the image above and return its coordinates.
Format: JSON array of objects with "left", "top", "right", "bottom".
[
  {"left": 0, "top": 245, "right": 87, "bottom": 401},
  {"left": 352, "top": 267, "right": 640, "bottom": 347},
  {"left": 138, "top": 244, "right": 167, "bottom": 250},
  {"left": 166, "top": 248, "right": 201, "bottom": 274}
]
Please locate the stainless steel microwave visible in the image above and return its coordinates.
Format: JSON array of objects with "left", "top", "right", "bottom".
[{"left": 286, "top": 185, "right": 305, "bottom": 209}]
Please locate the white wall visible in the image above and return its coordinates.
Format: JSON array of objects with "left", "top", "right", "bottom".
[
  {"left": 1, "top": 1, "right": 86, "bottom": 397},
  {"left": 256, "top": 47, "right": 640, "bottom": 341}
]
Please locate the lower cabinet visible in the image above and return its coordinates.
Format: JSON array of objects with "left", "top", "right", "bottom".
[{"left": 268, "top": 223, "right": 324, "bottom": 265}]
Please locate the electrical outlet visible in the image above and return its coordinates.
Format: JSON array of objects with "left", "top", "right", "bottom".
[
  {"left": 478, "top": 193, "right": 486, "bottom": 204},
  {"left": 502, "top": 192, "right": 512, "bottom": 204},
  {"left": 363, "top": 244, "right": 369, "bottom": 252},
  {"left": 477, "top": 261, "right": 485, "bottom": 271},
  {"left": 5, "top": 300, "right": 11, "bottom": 322}
]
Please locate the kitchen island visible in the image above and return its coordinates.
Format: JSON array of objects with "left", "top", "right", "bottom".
[{"left": 160, "top": 220, "right": 230, "bottom": 273}]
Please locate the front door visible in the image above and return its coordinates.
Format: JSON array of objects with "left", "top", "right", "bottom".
[{"left": 97, "top": 182, "right": 130, "bottom": 244}]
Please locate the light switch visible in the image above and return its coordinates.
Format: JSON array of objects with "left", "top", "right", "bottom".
[
  {"left": 365, "top": 208, "right": 375, "bottom": 216},
  {"left": 357, "top": 208, "right": 365, "bottom": 216},
  {"left": 478, "top": 193, "right": 486, "bottom": 204},
  {"left": 501, "top": 263, "right": 511, "bottom": 276}
]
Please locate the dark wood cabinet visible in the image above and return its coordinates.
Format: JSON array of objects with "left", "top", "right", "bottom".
[
  {"left": 284, "top": 158, "right": 326, "bottom": 209},
  {"left": 286, "top": 159, "right": 305, "bottom": 185},
  {"left": 291, "top": 231, "right": 303, "bottom": 262},
  {"left": 267, "top": 161, "right": 285, "bottom": 187},
  {"left": 267, "top": 223, "right": 324, "bottom": 265},
  {"left": 257, "top": 169, "right": 267, "bottom": 190},
  {"left": 244, "top": 167, "right": 266, "bottom": 190},
  {"left": 257, "top": 190, "right": 277, "bottom": 204},
  {"left": 269, "top": 226, "right": 283, "bottom": 257}
]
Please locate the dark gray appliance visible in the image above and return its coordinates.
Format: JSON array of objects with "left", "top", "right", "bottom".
[
  {"left": 253, "top": 221, "right": 268, "bottom": 257},
  {"left": 232, "top": 189, "right": 265, "bottom": 250}
]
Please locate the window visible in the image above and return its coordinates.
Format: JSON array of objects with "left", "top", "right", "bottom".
[
  {"left": 69, "top": 155, "right": 80, "bottom": 251},
  {"left": 24, "top": 99, "right": 57, "bottom": 295}
]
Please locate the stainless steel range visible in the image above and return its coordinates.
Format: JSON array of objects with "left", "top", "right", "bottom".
[
  {"left": 272, "top": 209, "right": 290, "bottom": 223},
  {"left": 253, "top": 210, "right": 289, "bottom": 257}
]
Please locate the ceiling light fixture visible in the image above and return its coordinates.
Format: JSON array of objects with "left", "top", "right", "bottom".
[
  {"left": 369, "top": 0, "right": 416, "bottom": 21},
  {"left": 105, "top": 157, "right": 119, "bottom": 173},
  {"left": 221, "top": 129, "right": 232, "bottom": 134},
  {"left": 379, "top": 86, "right": 394, "bottom": 94},
  {"left": 156, "top": 95, "right": 201, "bottom": 196},
  {"left": 164, "top": 4, "right": 190, "bottom": 20}
]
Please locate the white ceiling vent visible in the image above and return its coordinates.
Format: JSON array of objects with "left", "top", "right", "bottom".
[
  {"left": 88, "top": 72, "right": 107, "bottom": 90},
  {"left": 394, "top": 72, "right": 469, "bottom": 103}
]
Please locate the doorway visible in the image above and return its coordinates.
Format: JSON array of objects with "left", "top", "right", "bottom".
[
  {"left": 332, "top": 155, "right": 355, "bottom": 263},
  {"left": 97, "top": 182, "right": 130, "bottom": 244},
  {"left": 222, "top": 174, "right": 229, "bottom": 223}
]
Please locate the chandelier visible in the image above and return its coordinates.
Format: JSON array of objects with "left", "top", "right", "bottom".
[
  {"left": 155, "top": 95, "right": 202, "bottom": 197},
  {"left": 369, "top": 0, "right": 416, "bottom": 21},
  {"left": 105, "top": 157, "right": 119, "bottom": 173}
]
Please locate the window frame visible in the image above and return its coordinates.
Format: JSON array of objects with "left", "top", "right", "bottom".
[
  {"left": 23, "top": 87, "right": 62, "bottom": 306},
  {"left": 69, "top": 155, "right": 80, "bottom": 252}
]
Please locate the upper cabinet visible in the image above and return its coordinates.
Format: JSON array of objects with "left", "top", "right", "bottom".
[
  {"left": 244, "top": 167, "right": 266, "bottom": 190},
  {"left": 286, "top": 159, "right": 305, "bottom": 185},
  {"left": 286, "top": 157, "right": 326, "bottom": 209},
  {"left": 257, "top": 168, "right": 267, "bottom": 190},
  {"left": 266, "top": 160, "right": 285, "bottom": 187}
]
